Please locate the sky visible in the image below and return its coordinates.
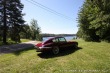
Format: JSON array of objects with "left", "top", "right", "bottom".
[{"left": 21, "top": 0, "right": 84, "bottom": 34}]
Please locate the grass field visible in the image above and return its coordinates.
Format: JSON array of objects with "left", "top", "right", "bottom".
[
  {"left": 0, "top": 39, "right": 31, "bottom": 46},
  {"left": 0, "top": 39, "right": 110, "bottom": 73}
]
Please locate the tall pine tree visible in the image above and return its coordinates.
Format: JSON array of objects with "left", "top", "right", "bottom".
[{"left": 0, "top": 0, "right": 25, "bottom": 43}]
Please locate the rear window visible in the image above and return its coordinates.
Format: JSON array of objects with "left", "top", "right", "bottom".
[{"left": 52, "top": 38, "right": 59, "bottom": 42}]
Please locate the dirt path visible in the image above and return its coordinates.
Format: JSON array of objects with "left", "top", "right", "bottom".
[{"left": 0, "top": 41, "right": 39, "bottom": 54}]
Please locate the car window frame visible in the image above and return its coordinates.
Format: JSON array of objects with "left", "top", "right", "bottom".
[
  {"left": 52, "top": 38, "right": 59, "bottom": 43},
  {"left": 58, "top": 37, "right": 66, "bottom": 42}
]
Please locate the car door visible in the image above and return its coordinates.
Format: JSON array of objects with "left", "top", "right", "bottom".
[
  {"left": 52, "top": 38, "right": 59, "bottom": 46},
  {"left": 58, "top": 37, "right": 67, "bottom": 48}
]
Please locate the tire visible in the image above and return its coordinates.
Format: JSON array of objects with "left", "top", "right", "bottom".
[
  {"left": 74, "top": 43, "right": 78, "bottom": 49},
  {"left": 52, "top": 46, "right": 59, "bottom": 54}
]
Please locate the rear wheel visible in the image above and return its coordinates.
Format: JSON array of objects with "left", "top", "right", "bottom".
[
  {"left": 52, "top": 46, "right": 59, "bottom": 54},
  {"left": 74, "top": 43, "right": 78, "bottom": 48}
]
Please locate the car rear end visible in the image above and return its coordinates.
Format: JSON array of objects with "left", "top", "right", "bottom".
[{"left": 35, "top": 42, "right": 52, "bottom": 52}]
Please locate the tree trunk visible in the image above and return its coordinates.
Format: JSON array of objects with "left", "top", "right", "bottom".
[{"left": 3, "top": 0, "right": 7, "bottom": 44}]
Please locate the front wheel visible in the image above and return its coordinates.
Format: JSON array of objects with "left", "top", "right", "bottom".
[{"left": 52, "top": 46, "right": 59, "bottom": 54}]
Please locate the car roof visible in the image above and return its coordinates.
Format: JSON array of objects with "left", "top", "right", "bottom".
[
  {"left": 49, "top": 36, "right": 64, "bottom": 40},
  {"left": 43, "top": 36, "right": 64, "bottom": 44}
]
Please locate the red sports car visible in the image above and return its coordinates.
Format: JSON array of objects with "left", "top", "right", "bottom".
[{"left": 35, "top": 37, "right": 78, "bottom": 54}]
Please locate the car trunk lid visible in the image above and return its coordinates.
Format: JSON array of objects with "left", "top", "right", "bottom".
[{"left": 36, "top": 43, "right": 42, "bottom": 47}]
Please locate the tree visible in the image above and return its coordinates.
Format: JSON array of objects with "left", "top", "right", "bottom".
[
  {"left": 19, "top": 20, "right": 42, "bottom": 41},
  {"left": 30, "top": 19, "right": 42, "bottom": 40},
  {"left": 20, "top": 24, "right": 32, "bottom": 39},
  {"left": 0, "top": 11, "right": 3, "bottom": 41},
  {"left": 9, "top": 0, "right": 25, "bottom": 42},
  {"left": 77, "top": 0, "right": 110, "bottom": 42},
  {"left": 0, "top": 0, "right": 7, "bottom": 44},
  {"left": 0, "top": 0, "right": 25, "bottom": 43}
]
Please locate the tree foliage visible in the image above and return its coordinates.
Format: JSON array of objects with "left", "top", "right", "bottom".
[
  {"left": 77, "top": 0, "right": 110, "bottom": 42},
  {"left": 30, "top": 19, "right": 42, "bottom": 40},
  {"left": 20, "top": 19, "right": 42, "bottom": 41},
  {"left": 0, "top": 0, "right": 25, "bottom": 43},
  {"left": 20, "top": 24, "right": 32, "bottom": 39},
  {"left": 0, "top": 0, "right": 42, "bottom": 44}
]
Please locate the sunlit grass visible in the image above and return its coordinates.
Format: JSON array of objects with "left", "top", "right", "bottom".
[
  {"left": 0, "top": 39, "right": 110, "bottom": 73},
  {"left": 20, "top": 39, "right": 31, "bottom": 42},
  {"left": 0, "top": 39, "right": 31, "bottom": 46}
]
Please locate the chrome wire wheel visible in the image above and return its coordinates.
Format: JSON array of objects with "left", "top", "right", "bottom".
[
  {"left": 74, "top": 43, "right": 78, "bottom": 49},
  {"left": 52, "top": 46, "right": 59, "bottom": 54}
]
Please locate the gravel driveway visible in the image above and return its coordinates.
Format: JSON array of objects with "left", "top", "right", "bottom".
[{"left": 0, "top": 41, "right": 39, "bottom": 54}]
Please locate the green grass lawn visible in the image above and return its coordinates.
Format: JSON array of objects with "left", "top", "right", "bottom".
[
  {"left": 0, "top": 39, "right": 31, "bottom": 46},
  {"left": 20, "top": 39, "right": 31, "bottom": 42},
  {"left": 0, "top": 39, "right": 110, "bottom": 73}
]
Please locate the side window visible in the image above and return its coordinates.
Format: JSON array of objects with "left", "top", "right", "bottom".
[
  {"left": 52, "top": 38, "right": 59, "bottom": 42},
  {"left": 59, "top": 38, "right": 66, "bottom": 42}
]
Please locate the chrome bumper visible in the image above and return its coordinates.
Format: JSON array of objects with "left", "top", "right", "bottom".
[{"left": 35, "top": 46, "right": 51, "bottom": 52}]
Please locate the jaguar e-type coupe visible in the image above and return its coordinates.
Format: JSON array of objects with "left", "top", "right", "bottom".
[{"left": 35, "top": 37, "right": 78, "bottom": 54}]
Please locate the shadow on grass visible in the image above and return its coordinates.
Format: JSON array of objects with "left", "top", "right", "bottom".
[
  {"left": 13, "top": 46, "right": 35, "bottom": 56},
  {"left": 37, "top": 47, "right": 82, "bottom": 59},
  {"left": 0, "top": 43, "right": 35, "bottom": 55}
]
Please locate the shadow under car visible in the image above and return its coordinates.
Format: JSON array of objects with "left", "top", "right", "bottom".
[{"left": 37, "top": 47, "right": 82, "bottom": 59}]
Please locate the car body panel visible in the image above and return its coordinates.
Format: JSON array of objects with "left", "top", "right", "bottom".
[{"left": 35, "top": 37, "right": 78, "bottom": 53}]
